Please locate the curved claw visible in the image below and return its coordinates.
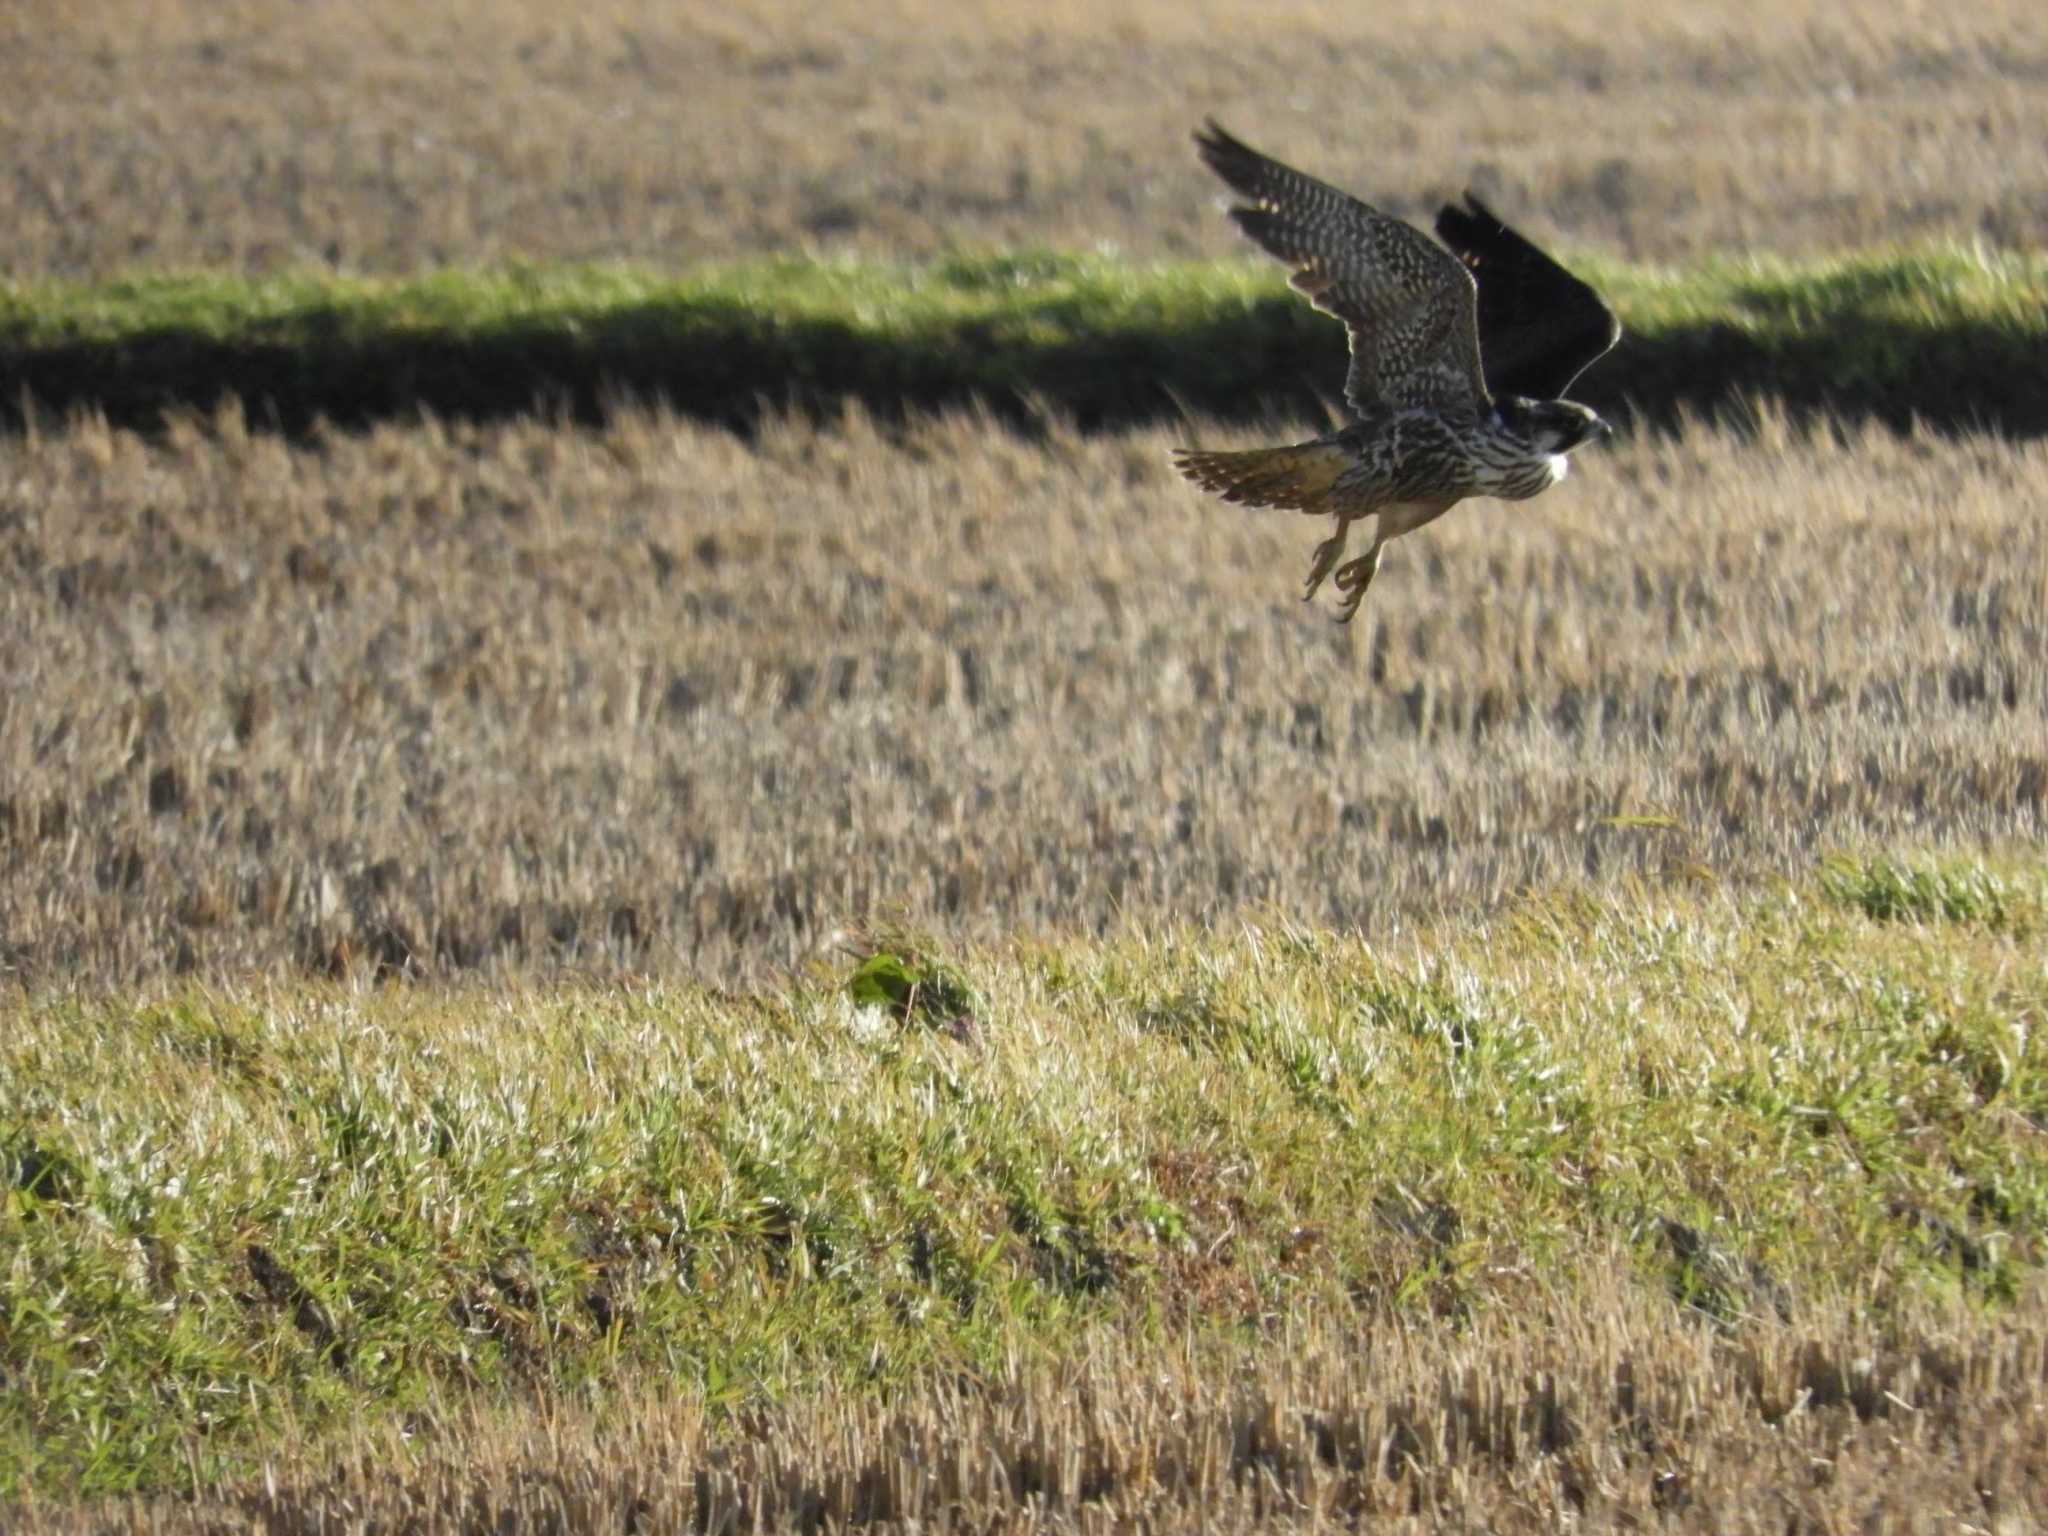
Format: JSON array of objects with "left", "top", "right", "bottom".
[
  {"left": 1302, "top": 520, "right": 1352, "bottom": 601},
  {"left": 1330, "top": 544, "right": 1383, "bottom": 624}
]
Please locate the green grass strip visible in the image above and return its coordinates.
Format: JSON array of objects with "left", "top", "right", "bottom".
[
  {"left": 2, "top": 245, "right": 2045, "bottom": 434},
  {"left": 5, "top": 852, "right": 2047, "bottom": 1495}
]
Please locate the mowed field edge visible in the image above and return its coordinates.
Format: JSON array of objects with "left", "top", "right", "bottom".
[{"left": 6, "top": 245, "right": 2048, "bottom": 435}]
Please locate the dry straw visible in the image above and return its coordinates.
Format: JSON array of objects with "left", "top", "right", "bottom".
[{"left": 4, "top": 401, "right": 2045, "bottom": 985}]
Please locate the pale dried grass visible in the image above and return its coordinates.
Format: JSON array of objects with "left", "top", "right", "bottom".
[
  {"left": 2, "top": 404, "right": 2044, "bottom": 986},
  {"left": 4, "top": 0, "right": 2048, "bottom": 276},
  {"left": 20, "top": 1276, "right": 2048, "bottom": 1532}
]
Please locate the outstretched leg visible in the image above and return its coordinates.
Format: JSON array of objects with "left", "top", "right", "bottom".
[
  {"left": 1331, "top": 539, "right": 1384, "bottom": 623},
  {"left": 1302, "top": 516, "right": 1353, "bottom": 601}
]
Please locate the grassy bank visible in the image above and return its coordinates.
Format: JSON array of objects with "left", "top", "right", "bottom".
[
  {"left": 5, "top": 245, "right": 2046, "bottom": 437},
  {"left": 5, "top": 854, "right": 2046, "bottom": 1500}
]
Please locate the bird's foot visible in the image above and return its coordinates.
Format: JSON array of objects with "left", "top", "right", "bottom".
[
  {"left": 1302, "top": 522, "right": 1351, "bottom": 600},
  {"left": 1331, "top": 544, "right": 1383, "bottom": 624}
]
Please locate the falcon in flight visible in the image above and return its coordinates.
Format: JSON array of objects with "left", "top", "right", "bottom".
[{"left": 1173, "top": 122, "right": 1620, "bottom": 621}]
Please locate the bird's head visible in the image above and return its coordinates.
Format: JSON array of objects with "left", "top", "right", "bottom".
[{"left": 1497, "top": 397, "right": 1610, "bottom": 455}]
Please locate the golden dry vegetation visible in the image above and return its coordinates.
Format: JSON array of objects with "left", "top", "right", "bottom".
[
  {"left": 6, "top": 0, "right": 2048, "bottom": 277},
  {"left": 20, "top": 1292, "right": 2048, "bottom": 1533},
  {"left": 3, "top": 403, "right": 2045, "bottom": 986}
]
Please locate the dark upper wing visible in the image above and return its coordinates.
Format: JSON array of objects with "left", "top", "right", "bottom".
[
  {"left": 1195, "top": 121, "right": 1489, "bottom": 419},
  {"left": 1433, "top": 193, "right": 1620, "bottom": 401}
]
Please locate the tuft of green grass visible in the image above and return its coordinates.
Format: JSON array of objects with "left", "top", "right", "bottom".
[
  {"left": 5, "top": 856, "right": 2048, "bottom": 1497},
  {"left": 3, "top": 244, "right": 2046, "bottom": 434},
  {"left": 1819, "top": 852, "right": 2032, "bottom": 930}
]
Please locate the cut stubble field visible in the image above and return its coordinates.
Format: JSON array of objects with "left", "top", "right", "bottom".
[
  {"left": 7, "top": 0, "right": 2048, "bottom": 278},
  {"left": 3, "top": 404, "right": 2046, "bottom": 987}
]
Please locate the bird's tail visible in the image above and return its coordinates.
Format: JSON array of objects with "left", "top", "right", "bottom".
[{"left": 1171, "top": 441, "right": 1349, "bottom": 514}]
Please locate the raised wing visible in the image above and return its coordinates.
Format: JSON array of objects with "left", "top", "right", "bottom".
[
  {"left": 1195, "top": 121, "right": 1489, "bottom": 420},
  {"left": 1433, "top": 193, "right": 1620, "bottom": 401}
]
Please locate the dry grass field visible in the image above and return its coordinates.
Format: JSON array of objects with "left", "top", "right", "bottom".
[
  {"left": 6, "top": 0, "right": 2048, "bottom": 277},
  {"left": 4, "top": 403, "right": 2046, "bottom": 987}
]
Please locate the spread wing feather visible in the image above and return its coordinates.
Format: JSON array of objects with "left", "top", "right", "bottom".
[
  {"left": 1194, "top": 121, "right": 1490, "bottom": 420},
  {"left": 1433, "top": 193, "right": 1620, "bottom": 400}
]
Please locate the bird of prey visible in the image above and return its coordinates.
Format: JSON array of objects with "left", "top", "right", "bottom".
[{"left": 1172, "top": 122, "right": 1620, "bottom": 621}]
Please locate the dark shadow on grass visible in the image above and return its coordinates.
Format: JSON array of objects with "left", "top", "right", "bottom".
[{"left": 5, "top": 297, "right": 2045, "bottom": 439}]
